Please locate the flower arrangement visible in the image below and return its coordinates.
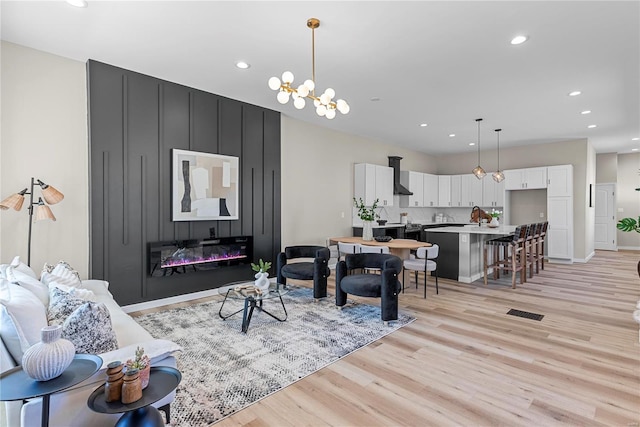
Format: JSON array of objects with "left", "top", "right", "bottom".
[
  {"left": 489, "top": 209, "right": 502, "bottom": 218},
  {"left": 251, "top": 259, "right": 272, "bottom": 273},
  {"left": 125, "top": 346, "right": 150, "bottom": 370},
  {"left": 353, "top": 197, "right": 380, "bottom": 222}
]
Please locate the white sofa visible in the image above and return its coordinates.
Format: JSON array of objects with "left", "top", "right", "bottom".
[{"left": 0, "top": 260, "right": 182, "bottom": 427}]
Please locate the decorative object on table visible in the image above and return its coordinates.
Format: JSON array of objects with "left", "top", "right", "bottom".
[
  {"left": 472, "top": 118, "right": 487, "bottom": 179},
  {"left": 492, "top": 128, "right": 505, "bottom": 183},
  {"left": 125, "top": 346, "right": 151, "bottom": 389},
  {"left": 0, "top": 178, "right": 64, "bottom": 266},
  {"left": 121, "top": 368, "right": 142, "bottom": 404},
  {"left": 171, "top": 149, "right": 239, "bottom": 221},
  {"left": 470, "top": 206, "right": 492, "bottom": 224},
  {"left": 21, "top": 325, "right": 75, "bottom": 381},
  {"left": 233, "top": 284, "right": 263, "bottom": 297},
  {"left": 104, "top": 361, "right": 124, "bottom": 403},
  {"left": 400, "top": 212, "right": 408, "bottom": 225},
  {"left": 489, "top": 209, "right": 502, "bottom": 227},
  {"left": 354, "top": 197, "right": 379, "bottom": 241},
  {"left": 377, "top": 219, "right": 387, "bottom": 226},
  {"left": 374, "top": 235, "right": 393, "bottom": 242},
  {"left": 135, "top": 287, "right": 414, "bottom": 426},
  {"left": 251, "top": 259, "right": 272, "bottom": 295},
  {"left": 268, "top": 18, "right": 350, "bottom": 120}
]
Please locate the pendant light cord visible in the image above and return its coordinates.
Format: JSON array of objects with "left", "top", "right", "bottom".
[{"left": 476, "top": 118, "right": 483, "bottom": 164}]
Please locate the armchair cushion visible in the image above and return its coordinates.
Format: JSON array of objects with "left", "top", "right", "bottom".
[{"left": 279, "top": 262, "right": 315, "bottom": 280}]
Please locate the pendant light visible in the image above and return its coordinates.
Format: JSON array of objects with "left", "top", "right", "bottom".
[
  {"left": 492, "top": 129, "right": 505, "bottom": 182},
  {"left": 472, "top": 118, "right": 486, "bottom": 179}
]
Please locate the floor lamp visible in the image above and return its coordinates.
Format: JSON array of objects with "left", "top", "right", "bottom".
[{"left": 0, "top": 177, "right": 64, "bottom": 266}]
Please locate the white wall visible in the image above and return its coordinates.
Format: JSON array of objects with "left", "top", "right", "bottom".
[
  {"left": 280, "top": 116, "right": 436, "bottom": 247},
  {"left": 0, "top": 42, "right": 89, "bottom": 276}
]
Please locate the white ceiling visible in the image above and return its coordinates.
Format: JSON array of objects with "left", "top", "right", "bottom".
[{"left": 2, "top": 1, "right": 639, "bottom": 155}]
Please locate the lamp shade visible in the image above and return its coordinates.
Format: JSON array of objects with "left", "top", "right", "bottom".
[
  {"left": 492, "top": 170, "right": 505, "bottom": 183},
  {"left": 472, "top": 166, "right": 486, "bottom": 179},
  {"left": 37, "top": 180, "right": 64, "bottom": 205},
  {"left": 0, "top": 190, "right": 27, "bottom": 211},
  {"left": 34, "top": 198, "right": 56, "bottom": 222}
]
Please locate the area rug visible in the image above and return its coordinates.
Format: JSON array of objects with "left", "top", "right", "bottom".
[{"left": 135, "top": 287, "right": 415, "bottom": 426}]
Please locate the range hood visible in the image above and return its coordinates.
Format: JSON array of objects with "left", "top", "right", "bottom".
[{"left": 388, "top": 156, "right": 413, "bottom": 196}]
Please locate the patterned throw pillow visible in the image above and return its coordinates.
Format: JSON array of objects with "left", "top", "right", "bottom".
[
  {"left": 47, "top": 286, "right": 87, "bottom": 326},
  {"left": 62, "top": 302, "right": 118, "bottom": 354}
]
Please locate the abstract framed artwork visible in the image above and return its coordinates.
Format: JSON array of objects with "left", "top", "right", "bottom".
[{"left": 172, "top": 149, "right": 239, "bottom": 221}]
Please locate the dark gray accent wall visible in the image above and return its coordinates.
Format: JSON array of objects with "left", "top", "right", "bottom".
[{"left": 87, "top": 60, "right": 281, "bottom": 305}]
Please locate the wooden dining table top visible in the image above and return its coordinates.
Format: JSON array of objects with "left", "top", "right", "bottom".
[{"left": 329, "top": 236, "right": 431, "bottom": 250}]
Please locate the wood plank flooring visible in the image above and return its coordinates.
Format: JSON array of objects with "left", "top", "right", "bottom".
[{"left": 133, "top": 250, "right": 640, "bottom": 426}]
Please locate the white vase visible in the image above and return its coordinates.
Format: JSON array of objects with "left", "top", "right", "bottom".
[
  {"left": 254, "top": 272, "right": 270, "bottom": 294},
  {"left": 490, "top": 217, "right": 499, "bottom": 227},
  {"left": 22, "top": 325, "right": 75, "bottom": 381},
  {"left": 362, "top": 220, "right": 374, "bottom": 241}
]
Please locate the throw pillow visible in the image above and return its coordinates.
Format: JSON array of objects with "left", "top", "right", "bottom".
[
  {"left": 0, "top": 279, "right": 48, "bottom": 363},
  {"left": 9, "top": 256, "right": 38, "bottom": 279},
  {"left": 49, "top": 282, "right": 96, "bottom": 302},
  {"left": 47, "top": 286, "right": 88, "bottom": 326},
  {"left": 6, "top": 266, "right": 49, "bottom": 305},
  {"left": 41, "top": 267, "right": 82, "bottom": 288},
  {"left": 62, "top": 302, "right": 118, "bottom": 354}
]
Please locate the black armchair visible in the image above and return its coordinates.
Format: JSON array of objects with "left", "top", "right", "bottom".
[
  {"left": 335, "top": 253, "right": 402, "bottom": 324},
  {"left": 276, "top": 245, "right": 331, "bottom": 299}
]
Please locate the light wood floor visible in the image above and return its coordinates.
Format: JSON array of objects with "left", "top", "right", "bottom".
[{"left": 135, "top": 250, "right": 640, "bottom": 426}]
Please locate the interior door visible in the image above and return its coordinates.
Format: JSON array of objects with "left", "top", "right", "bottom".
[{"left": 594, "top": 183, "right": 616, "bottom": 250}]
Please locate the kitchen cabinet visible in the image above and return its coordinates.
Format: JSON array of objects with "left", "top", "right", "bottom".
[
  {"left": 438, "top": 176, "right": 451, "bottom": 207},
  {"left": 450, "top": 175, "right": 462, "bottom": 207},
  {"left": 482, "top": 174, "right": 505, "bottom": 207},
  {"left": 547, "top": 165, "right": 572, "bottom": 197},
  {"left": 423, "top": 173, "right": 439, "bottom": 207},
  {"left": 504, "top": 167, "right": 547, "bottom": 190},
  {"left": 460, "top": 174, "right": 483, "bottom": 207},
  {"left": 547, "top": 164, "right": 573, "bottom": 260},
  {"left": 354, "top": 163, "right": 394, "bottom": 207},
  {"left": 400, "top": 171, "right": 424, "bottom": 207}
]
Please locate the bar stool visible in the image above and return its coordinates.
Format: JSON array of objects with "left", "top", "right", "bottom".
[
  {"left": 524, "top": 223, "right": 537, "bottom": 280},
  {"left": 484, "top": 225, "right": 528, "bottom": 289},
  {"left": 537, "top": 222, "right": 549, "bottom": 271}
]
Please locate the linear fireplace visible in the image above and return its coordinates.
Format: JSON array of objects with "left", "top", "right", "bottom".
[{"left": 148, "top": 236, "right": 252, "bottom": 276}]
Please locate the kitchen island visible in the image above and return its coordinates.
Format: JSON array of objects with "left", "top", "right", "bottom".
[{"left": 425, "top": 224, "right": 516, "bottom": 283}]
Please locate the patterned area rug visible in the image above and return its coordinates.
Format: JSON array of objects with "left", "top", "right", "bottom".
[{"left": 135, "top": 286, "right": 415, "bottom": 426}]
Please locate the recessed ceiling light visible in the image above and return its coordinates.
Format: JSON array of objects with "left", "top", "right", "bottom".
[
  {"left": 510, "top": 35, "right": 528, "bottom": 45},
  {"left": 420, "top": 123, "right": 428, "bottom": 127},
  {"left": 449, "top": 134, "right": 456, "bottom": 137},
  {"left": 469, "top": 142, "right": 475, "bottom": 146},
  {"left": 632, "top": 148, "right": 639, "bottom": 152},
  {"left": 632, "top": 137, "right": 639, "bottom": 141},
  {"left": 235, "top": 61, "right": 250, "bottom": 69},
  {"left": 66, "top": 0, "right": 87, "bottom": 7},
  {"left": 370, "top": 97, "right": 381, "bottom": 102},
  {"left": 568, "top": 91, "right": 582, "bottom": 97},
  {"left": 587, "top": 124, "right": 597, "bottom": 128},
  {"left": 581, "top": 110, "right": 591, "bottom": 115}
]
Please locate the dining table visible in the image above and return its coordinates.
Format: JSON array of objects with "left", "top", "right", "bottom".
[{"left": 328, "top": 236, "right": 431, "bottom": 261}]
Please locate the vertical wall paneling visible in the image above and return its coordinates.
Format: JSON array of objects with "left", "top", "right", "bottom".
[{"left": 88, "top": 60, "right": 281, "bottom": 304}]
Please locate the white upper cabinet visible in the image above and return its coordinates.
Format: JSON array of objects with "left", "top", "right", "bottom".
[
  {"left": 400, "top": 171, "right": 424, "bottom": 207},
  {"left": 482, "top": 175, "right": 505, "bottom": 207},
  {"left": 504, "top": 167, "right": 547, "bottom": 190},
  {"left": 438, "top": 176, "right": 452, "bottom": 207},
  {"left": 354, "top": 163, "right": 394, "bottom": 207},
  {"left": 460, "top": 174, "right": 483, "bottom": 207},
  {"left": 547, "top": 165, "right": 573, "bottom": 197},
  {"left": 450, "top": 175, "right": 462, "bottom": 207},
  {"left": 423, "top": 173, "right": 439, "bottom": 207}
]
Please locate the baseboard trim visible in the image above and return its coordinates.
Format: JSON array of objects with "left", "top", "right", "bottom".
[
  {"left": 122, "top": 288, "right": 222, "bottom": 313},
  {"left": 618, "top": 246, "right": 640, "bottom": 251},
  {"left": 573, "top": 251, "right": 596, "bottom": 263}
]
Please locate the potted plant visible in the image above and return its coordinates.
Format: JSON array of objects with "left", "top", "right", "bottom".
[
  {"left": 125, "top": 346, "right": 150, "bottom": 389},
  {"left": 251, "top": 259, "right": 272, "bottom": 294},
  {"left": 354, "top": 197, "right": 379, "bottom": 241},
  {"left": 489, "top": 209, "right": 502, "bottom": 227}
]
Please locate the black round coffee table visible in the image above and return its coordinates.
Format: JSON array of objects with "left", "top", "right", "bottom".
[{"left": 87, "top": 366, "right": 181, "bottom": 426}]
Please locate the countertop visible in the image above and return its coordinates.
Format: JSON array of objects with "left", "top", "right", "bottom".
[
  {"left": 425, "top": 224, "right": 516, "bottom": 235},
  {"left": 353, "top": 222, "right": 468, "bottom": 229}
]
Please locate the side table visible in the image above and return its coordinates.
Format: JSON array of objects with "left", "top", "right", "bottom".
[
  {"left": 0, "top": 354, "right": 102, "bottom": 427},
  {"left": 87, "top": 366, "right": 181, "bottom": 427}
]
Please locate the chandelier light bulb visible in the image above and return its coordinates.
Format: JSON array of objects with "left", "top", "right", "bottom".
[
  {"left": 297, "top": 84, "right": 309, "bottom": 97},
  {"left": 293, "top": 97, "right": 306, "bottom": 109},
  {"left": 281, "top": 71, "right": 294, "bottom": 84},
  {"left": 268, "top": 77, "right": 281, "bottom": 91},
  {"left": 320, "top": 93, "right": 331, "bottom": 105},
  {"left": 313, "top": 99, "right": 321, "bottom": 107},
  {"left": 291, "top": 91, "right": 299, "bottom": 99},
  {"left": 277, "top": 91, "right": 290, "bottom": 104},
  {"left": 316, "top": 104, "right": 327, "bottom": 116},
  {"left": 324, "top": 88, "right": 335, "bottom": 99},
  {"left": 340, "top": 102, "right": 350, "bottom": 114},
  {"left": 325, "top": 109, "right": 336, "bottom": 119},
  {"left": 304, "top": 79, "right": 315, "bottom": 92}
]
